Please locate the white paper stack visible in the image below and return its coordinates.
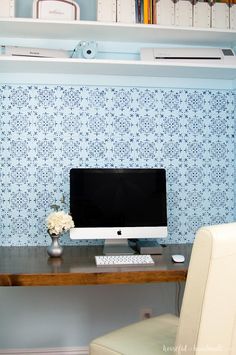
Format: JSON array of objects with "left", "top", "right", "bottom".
[
  {"left": 175, "top": 0, "right": 193, "bottom": 27},
  {"left": 156, "top": 0, "right": 175, "bottom": 26},
  {"left": 117, "top": 0, "right": 135, "bottom": 23},
  {"left": 97, "top": 0, "right": 116, "bottom": 22},
  {"left": 193, "top": 1, "right": 211, "bottom": 28},
  {"left": 212, "top": 2, "right": 229, "bottom": 29}
]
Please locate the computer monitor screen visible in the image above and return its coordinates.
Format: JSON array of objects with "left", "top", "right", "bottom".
[{"left": 70, "top": 168, "right": 167, "bottom": 253}]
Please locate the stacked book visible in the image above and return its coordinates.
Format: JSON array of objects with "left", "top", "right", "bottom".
[{"left": 135, "top": 0, "right": 157, "bottom": 24}]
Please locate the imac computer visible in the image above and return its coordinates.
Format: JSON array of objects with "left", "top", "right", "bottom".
[{"left": 70, "top": 168, "right": 167, "bottom": 255}]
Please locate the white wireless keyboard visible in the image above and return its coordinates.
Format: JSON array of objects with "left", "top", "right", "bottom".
[{"left": 95, "top": 254, "right": 155, "bottom": 267}]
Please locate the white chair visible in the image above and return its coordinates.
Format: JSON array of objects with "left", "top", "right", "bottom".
[{"left": 89, "top": 223, "right": 236, "bottom": 355}]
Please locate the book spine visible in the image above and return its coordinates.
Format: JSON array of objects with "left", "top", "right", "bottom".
[
  {"left": 136, "top": 0, "right": 142, "bottom": 22},
  {"left": 143, "top": 0, "right": 149, "bottom": 23},
  {"left": 141, "top": 0, "right": 144, "bottom": 22},
  {"left": 135, "top": 0, "right": 138, "bottom": 22},
  {"left": 152, "top": 0, "right": 157, "bottom": 24},
  {"left": 148, "top": 0, "right": 152, "bottom": 24}
]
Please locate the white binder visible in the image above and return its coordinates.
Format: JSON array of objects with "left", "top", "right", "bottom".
[
  {"left": 230, "top": 5, "right": 236, "bottom": 30},
  {"left": 0, "top": 0, "right": 15, "bottom": 18},
  {"left": 97, "top": 0, "right": 116, "bottom": 22},
  {"left": 212, "top": 3, "right": 229, "bottom": 29},
  {"left": 117, "top": 0, "right": 135, "bottom": 23},
  {"left": 193, "top": 2, "right": 211, "bottom": 28},
  {"left": 156, "top": 0, "right": 175, "bottom": 26},
  {"left": 175, "top": 0, "right": 193, "bottom": 27}
]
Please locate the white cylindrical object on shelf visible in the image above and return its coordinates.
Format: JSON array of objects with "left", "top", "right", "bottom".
[
  {"left": 97, "top": 0, "right": 116, "bottom": 22},
  {"left": 211, "top": 2, "right": 229, "bottom": 29},
  {"left": 156, "top": 0, "right": 175, "bottom": 26},
  {"left": 193, "top": 2, "right": 211, "bottom": 28},
  {"left": 230, "top": 5, "right": 236, "bottom": 30},
  {"left": 175, "top": 0, "right": 193, "bottom": 27}
]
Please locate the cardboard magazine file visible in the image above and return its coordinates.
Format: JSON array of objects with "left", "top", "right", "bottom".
[
  {"left": 0, "top": 0, "right": 15, "bottom": 18},
  {"left": 193, "top": 0, "right": 211, "bottom": 28},
  {"left": 212, "top": 1, "right": 230, "bottom": 29},
  {"left": 117, "top": 0, "right": 136, "bottom": 24},
  {"left": 175, "top": 0, "right": 193, "bottom": 27},
  {"left": 156, "top": 0, "right": 175, "bottom": 26},
  {"left": 97, "top": 0, "right": 116, "bottom": 22},
  {"left": 230, "top": 2, "right": 236, "bottom": 30}
]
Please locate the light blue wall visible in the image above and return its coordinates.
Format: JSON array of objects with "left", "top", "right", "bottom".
[{"left": 0, "top": 85, "right": 235, "bottom": 246}]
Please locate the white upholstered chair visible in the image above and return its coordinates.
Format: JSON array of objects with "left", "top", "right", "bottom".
[{"left": 89, "top": 223, "right": 236, "bottom": 355}]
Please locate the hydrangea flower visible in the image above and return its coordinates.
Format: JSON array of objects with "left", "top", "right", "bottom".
[{"left": 46, "top": 211, "right": 74, "bottom": 236}]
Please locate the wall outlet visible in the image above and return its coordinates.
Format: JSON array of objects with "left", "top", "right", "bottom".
[{"left": 140, "top": 308, "right": 153, "bottom": 320}]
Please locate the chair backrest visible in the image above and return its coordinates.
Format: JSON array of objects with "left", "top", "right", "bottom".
[{"left": 175, "top": 223, "right": 236, "bottom": 355}]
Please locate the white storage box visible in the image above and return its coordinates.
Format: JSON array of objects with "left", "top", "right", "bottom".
[
  {"left": 175, "top": 0, "right": 193, "bottom": 27},
  {"left": 32, "top": 0, "right": 80, "bottom": 21},
  {"left": 97, "top": 0, "right": 116, "bottom": 22},
  {"left": 193, "top": 1, "right": 211, "bottom": 28},
  {"left": 156, "top": 0, "right": 175, "bottom": 26},
  {"left": 0, "top": 0, "right": 15, "bottom": 18},
  {"left": 117, "top": 0, "right": 135, "bottom": 23},
  {"left": 212, "top": 2, "right": 229, "bottom": 29},
  {"left": 230, "top": 5, "right": 236, "bottom": 30}
]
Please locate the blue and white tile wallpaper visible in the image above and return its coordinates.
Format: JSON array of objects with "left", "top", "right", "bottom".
[{"left": 0, "top": 84, "right": 235, "bottom": 246}]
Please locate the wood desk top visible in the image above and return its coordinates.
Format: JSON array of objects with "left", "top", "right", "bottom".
[{"left": 0, "top": 244, "right": 192, "bottom": 287}]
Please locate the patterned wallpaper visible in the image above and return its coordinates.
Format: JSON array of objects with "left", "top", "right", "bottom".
[{"left": 0, "top": 84, "right": 235, "bottom": 246}]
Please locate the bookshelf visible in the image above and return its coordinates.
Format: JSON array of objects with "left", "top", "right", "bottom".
[{"left": 1, "top": 18, "right": 236, "bottom": 46}]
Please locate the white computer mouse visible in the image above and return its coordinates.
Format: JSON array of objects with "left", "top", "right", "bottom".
[{"left": 171, "top": 254, "right": 185, "bottom": 263}]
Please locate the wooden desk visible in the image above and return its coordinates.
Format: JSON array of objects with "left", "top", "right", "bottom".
[{"left": 0, "top": 244, "right": 192, "bottom": 287}]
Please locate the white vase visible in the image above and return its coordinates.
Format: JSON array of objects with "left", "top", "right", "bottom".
[{"left": 47, "top": 234, "right": 63, "bottom": 257}]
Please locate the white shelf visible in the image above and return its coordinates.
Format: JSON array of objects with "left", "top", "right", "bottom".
[
  {"left": 0, "top": 56, "right": 236, "bottom": 80},
  {"left": 0, "top": 18, "right": 236, "bottom": 84},
  {"left": 0, "top": 18, "right": 236, "bottom": 47}
]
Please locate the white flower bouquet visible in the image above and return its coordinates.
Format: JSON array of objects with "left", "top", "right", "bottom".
[{"left": 46, "top": 210, "right": 74, "bottom": 236}]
